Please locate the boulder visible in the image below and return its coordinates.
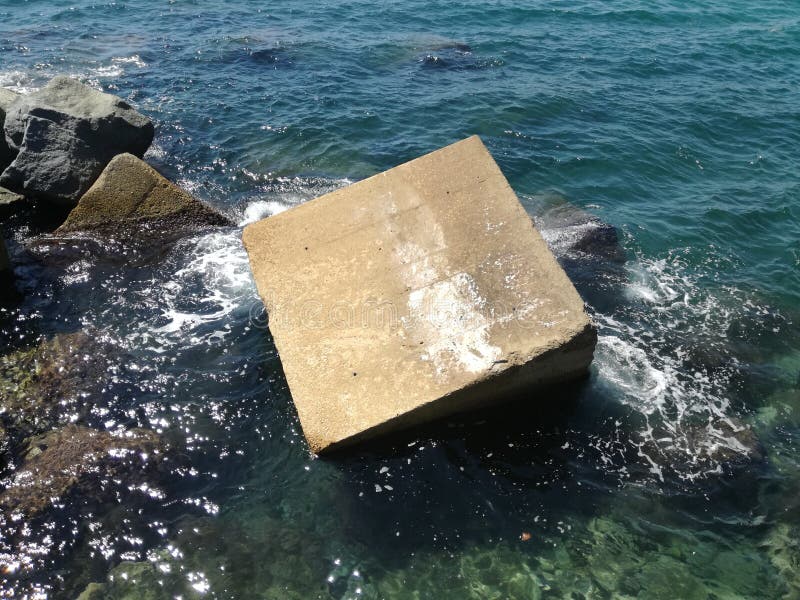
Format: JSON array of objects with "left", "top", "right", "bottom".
[
  {"left": 535, "top": 202, "right": 626, "bottom": 263},
  {"left": 0, "top": 88, "right": 20, "bottom": 171},
  {"left": 0, "top": 76, "right": 154, "bottom": 206},
  {"left": 56, "top": 153, "right": 232, "bottom": 240},
  {"left": 243, "top": 135, "right": 597, "bottom": 454}
]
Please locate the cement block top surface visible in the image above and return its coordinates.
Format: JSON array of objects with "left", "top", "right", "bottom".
[{"left": 243, "top": 136, "right": 593, "bottom": 453}]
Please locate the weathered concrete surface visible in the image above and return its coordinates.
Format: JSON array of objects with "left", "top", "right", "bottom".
[
  {"left": 243, "top": 136, "right": 596, "bottom": 454},
  {"left": 1, "top": 76, "right": 153, "bottom": 205},
  {"left": 56, "top": 153, "right": 231, "bottom": 239}
]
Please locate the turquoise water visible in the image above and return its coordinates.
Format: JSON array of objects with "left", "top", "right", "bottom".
[{"left": 0, "top": 0, "right": 799, "bottom": 598}]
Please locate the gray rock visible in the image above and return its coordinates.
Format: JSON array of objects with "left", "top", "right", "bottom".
[
  {"left": 0, "top": 76, "right": 154, "bottom": 206},
  {"left": 535, "top": 202, "right": 626, "bottom": 263},
  {"left": 0, "top": 88, "right": 20, "bottom": 171}
]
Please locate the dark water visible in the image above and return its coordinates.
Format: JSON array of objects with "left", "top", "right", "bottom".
[{"left": 0, "top": 0, "right": 798, "bottom": 598}]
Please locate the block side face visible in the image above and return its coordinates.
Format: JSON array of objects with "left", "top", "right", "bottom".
[
  {"left": 315, "top": 323, "right": 598, "bottom": 454},
  {"left": 244, "top": 136, "right": 595, "bottom": 452}
]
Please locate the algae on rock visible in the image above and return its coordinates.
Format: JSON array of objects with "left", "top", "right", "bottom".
[
  {"left": 0, "top": 423, "right": 163, "bottom": 517},
  {"left": 0, "top": 331, "right": 112, "bottom": 444},
  {"left": 56, "top": 153, "right": 231, "bottom": 243}
]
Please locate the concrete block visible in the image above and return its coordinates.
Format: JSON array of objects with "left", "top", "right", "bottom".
[{"left": 243, "top": 136, "right": 596, "bottom": 453}]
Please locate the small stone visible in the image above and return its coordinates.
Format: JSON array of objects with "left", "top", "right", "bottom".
[
  {"left": 56, "top": 153, "right": 231, "bottom": 241},
  {"left": 0, "top": 185, "right": 23, "bottom": 210},
  {"left": 75, "top": 582, "right": 107, "bottom": 600}
]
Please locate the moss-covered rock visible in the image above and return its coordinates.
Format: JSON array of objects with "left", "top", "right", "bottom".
[
  {"left": 56, "top": 153, "right": 231, "bottom": 243},
  {"left": 0, "top": 423, "right": 163, "bottom": 517},
  {"left": 0, "top": 331, "right": 112, "bottom": 446}
]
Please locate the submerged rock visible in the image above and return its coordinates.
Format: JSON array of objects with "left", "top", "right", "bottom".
[
  {"left": 56, "top": 153, "right": 231, "bottom": 242},
  {"left": 78, "top": 514, "right": 336, "bottom": 600},
  {"left": 533, "top": 198, "right": 627, "bottom": 313},
  {"left": 1, "top": 76, "right": 154, "bottom": 206},
  {"left": 243, "top": 136, "right": 596, "bottom": 454},
  {"left": 0, "top": 424, "right": 163, "bottom": 517},
  {"left": 535, "top": 202, "right": 626, "bottom": 263},
  {"left": 642, "top": 415, "right": 764, "bottom": 476},
  {"left": 0, "top": 331, "right": 114, "bottom": 444},
  {"left": 761, "top": 522, "right": 800, "bottom": 599},
  {"left": 0, "top": 88, "right": 20, "bottom": 171}
]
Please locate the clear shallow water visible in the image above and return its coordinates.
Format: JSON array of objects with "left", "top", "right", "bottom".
[{"left": 0, "top": 0, "right": 798, "bottom": 598}]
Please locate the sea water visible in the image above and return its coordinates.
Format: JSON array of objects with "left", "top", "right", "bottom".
[{"left": 0, "top": 0, "right": 798, "bottom": 598}]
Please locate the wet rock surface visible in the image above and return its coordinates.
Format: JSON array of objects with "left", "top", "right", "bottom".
[
  {"left": 532, "top": 197, "right": 627, "bottom": 313},
  {"left": 536, "top": 202, "right": 626, "bottom": 264},
  {"left": 0, "top": 89, "right": 20, "bottom": 172},
  {"left": 0, "top": 76, "right": 154, "bottom": 206},
  {"left": 56, "top": 153, "right": 231, "bottom": 243}
]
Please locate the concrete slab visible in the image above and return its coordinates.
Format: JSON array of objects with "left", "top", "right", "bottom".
[{"left": 243, "top": 136, "right": 596, "bottom": 454}]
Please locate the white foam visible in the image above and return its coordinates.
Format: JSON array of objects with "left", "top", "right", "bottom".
[
  {"left": 124, "top": 229, "right": 256, "bottom": 353},
  {"left": 586, "top": 249, "right": 761, "bottom": 480},
  {"left": 0, "top": 70, "right": 41, "bottom": 94},
  {"left": 91, "top": 65, "right": 124, "bottom": 78},
  {"left": 112, "top": 54, "right": 147, "bottom": 69},
  {"left": 239, "top": 200, "right": 290, "bottom": 225}
]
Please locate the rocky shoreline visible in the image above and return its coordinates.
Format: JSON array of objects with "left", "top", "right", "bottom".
[
  {"left": 0, "top": 76, "right": 230, "bottom": 290},
  {"left": 0, "top": 78, "right": 233, "bottom": 553}
]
